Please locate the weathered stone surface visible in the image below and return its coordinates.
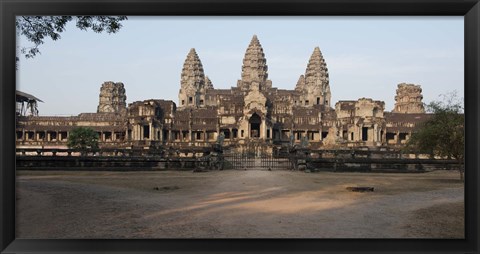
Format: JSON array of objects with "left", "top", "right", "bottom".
[
  {"left": 97, "top": 81, "right": 127, "bottom": 115},
  {"left": 355, "top": 98, "right": 385, "bottom": 118},
  {"left": 205, "top": 76, "right": 214, "bottom": 90},
  {"left": 296, "top": 47, "right": 331, "bottom": 107},
  {"left": 295, "top": 75, "right": 305, "bottom": 91},
  {"left": 305, "top": 47, "right": 329, "bottom": 91},
  {"left": 179, "top": 48, "right": 207, "bottom": 108},
  {"left": 335, "top": 98, "right": 385, "bottom": 145},
  {"left": 17, "top": 35, "right": 432, "bottom": 152},
  {"left": 181, "top": 48, "right": 205, "bottom": 91},
  {"left": 393, "top": 83, "right": 425, "bottom": 114},
  {"left": 238, "top": 35, "right": 269, "bottom": 91}
]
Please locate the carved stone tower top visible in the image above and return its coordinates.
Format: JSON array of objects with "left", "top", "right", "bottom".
[
  {"left": 305, "top": 47, "right": 329, "bottom": 93},
  {"left": 295, "top": 75, "right": 306, "bottom": 92},
  {"left": 97, "top": 81, "right": 127, "bottom": 115},
  {"left": 238, "top": 35, "right": 270, "bottom": 91},
  {"left": 296, "top": 47, "right": 331, "bottom": 107},
  {"left": 178, "top": 48, "right": 208, "bottom": 108},
  {"left": 205, "top": 76, "right": 214, "bottom": 90},
  {"left": 181, "top": 48, "right": 205, "bottom": 92},
  {"left": 393, "top": 83, "right": 425, "bottom": 113}
]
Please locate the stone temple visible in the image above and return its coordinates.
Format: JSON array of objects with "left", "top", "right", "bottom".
[{"left": 16, "top": 35, "right": 432, "bottom": 151}]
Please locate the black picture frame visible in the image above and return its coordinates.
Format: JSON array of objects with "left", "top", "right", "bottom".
[{"left": 1, "top": 0, "right": 479, "bottom": 253}]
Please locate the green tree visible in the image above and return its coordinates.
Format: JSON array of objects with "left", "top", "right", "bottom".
[
  {"left": 67, "top": 127, "right": 99, "bottom": 155},
  {"left": 16, "top": 16, "right": 127, "bottom": 60},
  {"left": 405, "top": 92, "right": 464, "bottom": 180}
]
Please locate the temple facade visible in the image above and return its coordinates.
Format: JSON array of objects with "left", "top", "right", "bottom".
[{"left": 16, "top": 35, "right": 431, "bottom": 151}]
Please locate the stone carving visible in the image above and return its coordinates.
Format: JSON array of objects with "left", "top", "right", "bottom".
[
  {"left": 178, "top": 48, "right": 206, "bottom": 108},
  {"left": 244, "top": 82, "right": 267, "bottom": 114},
  {"left": 181, "top": 48, "right": 205, "bottom": 91},
  {"left": 97, "top": 81, "right": 127, "bottom": 115},
  {"left": 17, "top": 35, "right": 432, "bottom": 152},
  {"left": 323, "top": 126, "right": 339, "bottom": 147},
  {"left": 205, "top": 76, "right": 214, "bottom": 90},
  {"left": 295, "top": 75, "right": 305, "bottom": 92},
  {"left": 296, "top": 47, "right": 331, "bottom": 107},
  {"left": 393, "top": 83, "right": 425, "bottom": 113},
  {"left": 305, "top": 47, "right": 329, "bottom": 90},
  {"left": 238, "top": 35, "right": 270, "bottom": 91}
]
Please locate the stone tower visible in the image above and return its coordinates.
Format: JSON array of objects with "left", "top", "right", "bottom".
[
  {"left": 205, "top": 76, "right": 214, "bottom": 90},
  {"left": 178, "top": 48, "right": 207, "bottom": 108},
  {"left": 238, "top": 35, "right": 272, "bottom": 91},
  {"left": 97, "top": 81, "right": 127, "bottom": 115},
  {"left": 295, "top": 75, "right": 305, "bottom": 92},
  {"left": 393, "top": 83, "right": 425, "bottom": 113},
  {"left": 300, "top": 46, "right": 331, "bottom": 107}
]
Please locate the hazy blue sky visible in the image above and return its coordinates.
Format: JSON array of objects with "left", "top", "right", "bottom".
[{"left": 17, "top": 16, "right": 463, "bottom": 116}]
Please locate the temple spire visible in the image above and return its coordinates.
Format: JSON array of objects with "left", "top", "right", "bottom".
[
  {"left": 239, "top": 35, "right": 269, "bottom": 90},
  {"left": 295, "top": 75, "right": 305, "bottom": 92},
  {"left": 205, "top": 76, "right": 214, "bottom": 90},
  {"left": 305, "top": 46, "right": 329, "bottom": 91},
  {"left": 250, "top": 34, "right": 260, "bottom": 46},
  {"left": 178, "top": 48, "right": 206, "bottom": 108},
  {"left": 180, "top": 48, "right": 205, "bottom": 91},
  {"left": 298, "top": 46, "right": 331, "bottom": 107}
]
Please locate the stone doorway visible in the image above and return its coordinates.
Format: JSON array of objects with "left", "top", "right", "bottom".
[{"left": 249, "top": 113, "right": 261, "bottom": 138}]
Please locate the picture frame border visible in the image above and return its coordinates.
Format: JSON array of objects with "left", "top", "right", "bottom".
[{"left": 1, "top": 0, "right": 479, "bottom": 253}]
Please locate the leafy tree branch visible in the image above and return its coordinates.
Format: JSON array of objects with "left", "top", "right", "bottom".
[{"left": 16, "top": 16, "right": 127, "bottom": 59}]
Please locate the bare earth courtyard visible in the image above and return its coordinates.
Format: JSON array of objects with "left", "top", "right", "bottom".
[{"left": 16, "top": 170, "right": 464, "bottom": 239}]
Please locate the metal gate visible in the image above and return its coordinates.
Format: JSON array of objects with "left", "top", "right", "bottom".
[{"left": 225, "top": 153, "right": 293, "bottom": 170}]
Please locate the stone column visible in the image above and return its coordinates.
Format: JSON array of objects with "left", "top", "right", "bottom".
[
  {"left": 138, "top": 125, "right": 142, "bottom": 140},
  {"left": 358, "top": 127, "right": 362, "bottom": 142},
  {"left": 259, "top": 122, "right": 263, "bottom": 139},
  {"left": 149, "top": 123, "right": 153, "bottom": 140}
]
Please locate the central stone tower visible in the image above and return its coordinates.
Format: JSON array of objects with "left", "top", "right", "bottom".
[{"left": 237, "top": 35, "right": 272, "bottom": 91}]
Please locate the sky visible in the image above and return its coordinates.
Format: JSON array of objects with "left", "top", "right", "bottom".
[{"left": 16, "top": 16, "right": 464, "bottom": 116}]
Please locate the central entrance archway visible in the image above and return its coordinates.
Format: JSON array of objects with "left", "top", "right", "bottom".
[{"left": 249, "top": 113, "right": 261, "bottom": 138}]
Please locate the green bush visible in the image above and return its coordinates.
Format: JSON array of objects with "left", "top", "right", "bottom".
[{"left": 67, "top": 127, "right": 99, "bottom": 155}]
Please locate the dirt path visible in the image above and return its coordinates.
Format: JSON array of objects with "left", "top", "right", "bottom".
[{"left": 16, "top": 170, "right": 464, "bottom": 238}]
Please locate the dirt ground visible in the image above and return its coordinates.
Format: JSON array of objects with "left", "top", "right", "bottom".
[{"left": 16, "top": 169, "right": 464, "bottom": 239}]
